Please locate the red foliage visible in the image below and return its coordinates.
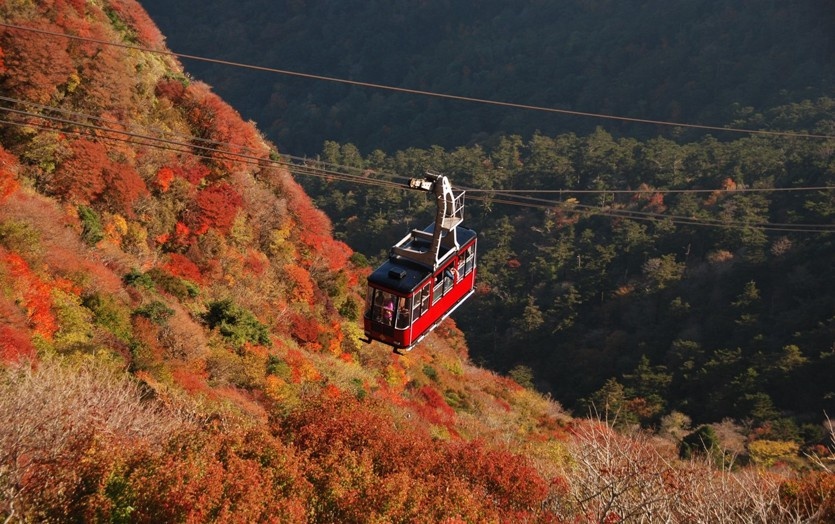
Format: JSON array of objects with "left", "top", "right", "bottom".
[
  {"left": 106, "top": 0, "right": 165, "bottom": 48},
  {"left": 182, "top": 163, "right": 211, "bottom": 185},
  {"left": 288, "top": 312, "right": 321, "bottom": 348},
  {"left": 0, "top": 20, "right": 74, "bottom": 103},
  {"left": 181, "top": 83, "right": 264, "bottom": 173},
  {"left": 188, "top": 182, "right": 243, "bottom": 234},
  {"left": 0, "top": 146, "right": 20, "bottom": 202},
  {"left": 51, "top": 138, "right": 109, "bottom": 203},
  {"left": 99, "top": 164, "right": 148, "bottom": 217},
  {"left": 154, "top": 78, "right": 186, "bottom": 103},
  {"left": 0, "top": 325, "right": 35, "bottom": 363},
  {"left": 169, "top": 221, "right": 193, "bottom": 248},
  {"left": 416, "top": 385, "right": 456, "bottom": 426},
  {"left": 447, "top": 439, "right": 550, "bottom": 512},
  {"left": 0, "top": 298, "right": 36, "bottom": 363},
  {"left": 161, "top": 253, "right": 203, "bottom": 284},
  {"left": 244, "top": 250, "right": 269, "bottom": 276},
  {"left": 322, "top": 383, "right": 342, "bottom": 400}
]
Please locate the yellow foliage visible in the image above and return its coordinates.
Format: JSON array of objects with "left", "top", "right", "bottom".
[
  {"left": 103, "top": 213, "right": 128, "bottom": 245},
  {"left": 123, "top": 220, "right": 149, "bottom": 256},
  {"left": 748, "top": 439, "right": 800, "bottom": 468},
  {"left": 51, "top": 287, "right": 93, "bottom": 353},
  {"left": 384, "top": 362, "right": 408, "bottom": 391}
]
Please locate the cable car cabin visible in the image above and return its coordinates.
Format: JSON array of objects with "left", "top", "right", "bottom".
[{"left": 363, "top": 174, "right": 477, "bottom": 353}]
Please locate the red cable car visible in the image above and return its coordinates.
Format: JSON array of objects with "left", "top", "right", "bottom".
[{"left": 363, "top": 173, "right": 477, "bottom": 353}]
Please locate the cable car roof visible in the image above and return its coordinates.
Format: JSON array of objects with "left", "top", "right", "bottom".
[{"left": 367, "top": 226, "right": 476, "bottom": 294}]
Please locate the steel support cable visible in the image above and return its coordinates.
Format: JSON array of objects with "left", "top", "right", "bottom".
[
  {"left": 467, "top": 194, "right": 835, "bottom": 234},
  {"left": 0, "top": 104, "right": 832, "bottom": 233},
  {"left": 475, "top": 190, "right": 835, "bottom": 232},
  {"left": 2, "top": 112, "right": 831, "bottom": 233},
  {"left": 2, "top": 22, "right": 835, "bottom": 141},
  {"left": 454, "top": 179, "right": 835, "bottom": 232},
  {"left": 0, "top": 94, "right": 415, "bottom": 186},
  {"left": 465, "top": 186, "right": 835, "bottom": 195},
  {"left": 0, "top": 94, "right": 415, "bottom": 188},
  {"left": 0, "top": 104, "right": 406, "bottom": 191}
]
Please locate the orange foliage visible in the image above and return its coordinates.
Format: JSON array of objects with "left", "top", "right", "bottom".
[
  {"left": 781, "top": 472, "right": 835, "bottom": 522},
  {"left": 1, "top": 250, "right": 57, "bottom": 340},
  {"left": 125, "top": 425, "right": 310, "bottom": 523},
  {"left": 284, "top": 263, "right": 315, "bottom": 305},
  {"left": 285, "top": 348, "right": 322, "bottom": 383},
  {"left": 154, "top": 166, "right": 175, "bottom": 192},
  {"left": 171, "top": 364, "right": 209, "bottom": 394},
  {"left": 274, "top": 395, "right": 551, "bottom": 522}
]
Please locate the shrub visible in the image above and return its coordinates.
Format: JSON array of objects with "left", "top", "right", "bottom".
[
  {"left": 77, "top": 205, "right": 104, "bottom": 245},
  {"left": 133, "top": 301, "right": 175, "bottom": 325},
  {"left": 203, "top": 299, "right": 270, "bottom": 348}
]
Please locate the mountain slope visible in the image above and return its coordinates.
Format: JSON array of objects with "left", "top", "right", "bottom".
[{"left": 0, "top": 1, "right": 833, "bottom": 522}]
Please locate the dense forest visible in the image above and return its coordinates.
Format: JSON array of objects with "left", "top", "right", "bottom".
[
  {"left": 1, "top": 0, "right": 834, "bottom": 521},
  {"left": 141, "top": 0, "right": 835, "bottom": 155},
  {"left": 306, "top": 117, "right": 835, "bottom": 439}
]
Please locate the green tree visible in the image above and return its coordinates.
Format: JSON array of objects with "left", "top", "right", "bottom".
[
  {"left": 679, "top": 425, "right": 723, "bottom": 465},
  {"left": 203, "top": 299, "right": 271, "bottom": 348}
]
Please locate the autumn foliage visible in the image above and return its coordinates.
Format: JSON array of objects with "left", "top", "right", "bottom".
[{"left": 0, "top": 1, "right": 832, "bottom": 522}]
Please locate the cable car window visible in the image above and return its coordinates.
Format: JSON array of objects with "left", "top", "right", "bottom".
[
  {"left": 370, "top": 289, "right": 398, "bottom": 326},
  {"left": 443, "top": 266, "right": 454, "bottom": 293},
  {"left": 412, "top": 287, "right": 423, "bottom": 320},
  {"left": 420, "top": 286, "right": 430, "bottom": 314},
  {"left": 432, "top": 273, "right": 445, "bottom": 305},
  {"left": 461, "top": 245, "right": 475, "bottom": 276},
  {"left": 395, "top": 296, "right": 411, "bottom": 329}
]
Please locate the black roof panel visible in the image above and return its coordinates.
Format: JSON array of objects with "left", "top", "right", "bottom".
[{"left": 367, "top": 226, "right": 476, "bottom": 295}]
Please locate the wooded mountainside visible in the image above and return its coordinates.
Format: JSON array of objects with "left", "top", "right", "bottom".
[
  {"left": 141, "top": 0, "right": 835, "bottom": 439},
  {"left": 0, "top": 0, "right": 834, "bottom": 521},
  {"left": 142, "top": 0, "right": 835, "bottom": 155}
]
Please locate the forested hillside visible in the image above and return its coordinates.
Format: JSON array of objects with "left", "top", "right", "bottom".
[
  {"left": 1, "top": 1, "right": 834, "bottom": 522},
  {"left": 141, "top": 0, "right": 835, "bottom": 155},
  {"left": 139, "top": 0, "right": 835, "bottom": 444}
]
